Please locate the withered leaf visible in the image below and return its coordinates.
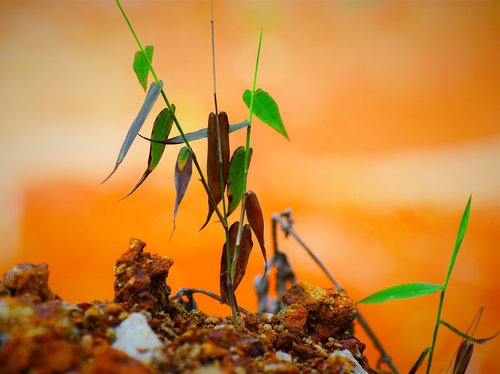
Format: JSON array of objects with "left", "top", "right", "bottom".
[
  {"left": 453, "top": 341, "right": 473, "bottom": 374},
  {"left": 172, "top": 146, "right": 193, "bottom": 234},
  {"left": 200, "top": 111, "right": 230, "bottom": 230},
  {"left": 102, "top": 81, "right": 163, "bottom": 184},
  {"left": 245, "top": 190, "right": 267, "bottom": 266},
  {"left": 227, "top": 146, "right": 253, "bottom": 216},
  {"left": 121, "top": 106, "right": 175, "bottom": 200},
  {"left": 220, "top": 222, "right": 253, "bottom": 304},
  {"left": 408, "top": 347, "right": 431, "bottom": 374}
]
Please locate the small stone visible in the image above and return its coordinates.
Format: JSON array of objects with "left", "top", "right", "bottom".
[
  {"left": 327, "top": 349, "right": 368, "bottom": 374},
  {"left": 112, "top": 312, "right": 165, "bottom": 367},
  {"left": 275, "top": 350, "right": 292, "bottom": 362}
]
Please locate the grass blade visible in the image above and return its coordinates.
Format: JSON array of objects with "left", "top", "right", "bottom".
[
  {"left": 133, "top": 45, "right": 154, "bottom": 91},
  {"left": 227, "top": 146, "right": 252, "bottom": 216},
  {"left": 121, "top": 106, "right": 175, "bottom": 200},
  {"left": 243, "top": 88, "right": 288, "bottom": 140},
  {"left": 444, "top": 195, "right": 472, "bottom": 286},
  {"left": 172, "top": 146, "right": 193, "bottom": 235},
  {"left": 358, "top": 283, "right": 442, "bottom": 304},
  {"left": 102, "top": 80, "right": 163, "bottom": 184},
  {"left": 245, "top": 190, "right": 267, "bottom": 267}
]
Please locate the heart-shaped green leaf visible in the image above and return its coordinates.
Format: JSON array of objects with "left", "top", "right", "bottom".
[
  {"left": 102, "top": 81, "right": 163, "bottom": 184},
  {"left": 133, "top": 45, "right": 154, "bottom": 91},
  {"left": 243, "top": 88, "right": 288, "bottom": 140},
  {"left": 358, "top": 283, "right": 443, "bottom": 304}
]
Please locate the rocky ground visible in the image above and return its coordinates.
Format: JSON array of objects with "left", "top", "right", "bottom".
[{"left": 0, "top": 238, "right": 388, "bottom": 373}]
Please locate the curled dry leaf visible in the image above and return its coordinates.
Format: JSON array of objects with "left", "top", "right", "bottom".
[
  {"left": 102, "top": 81, "right": 163, "bottom": 184},
  {"left": 172, "top": 146, "right": 193, "bottom": 235},
  {"left": 200, "top": 112, "right": 230, "bottom": 230},
  {"left": 220, "top": 222, "right": 253, "bottom": 304},
  {"left": 245, "top": 191, "right": 267, "bottom": 266},
  {"left": 121, "top": 106, "right": 175, "bottom": 200},
  {"left": 453, "top": 341, "right": 473, "bottom": 374},
  {"left": 408, "top": 347, "right": 430, "bottom": 374},
  {"left": 227, "top": 146, "right": 253, "bottom": 216}
]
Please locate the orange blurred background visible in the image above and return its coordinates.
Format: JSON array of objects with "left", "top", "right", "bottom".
[{"left": 0, "top": 1, "right": 498, "bottom": 372}]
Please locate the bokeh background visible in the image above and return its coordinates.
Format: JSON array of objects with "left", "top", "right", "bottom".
[{"left": 1, "top": 0, "right": 498, "bottom": 372}]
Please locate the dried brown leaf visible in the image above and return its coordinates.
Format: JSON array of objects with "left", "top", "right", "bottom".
[
  {"left": 220, "top": 222, "right": 253, "bottom": 304},
  {"left": 245, "top": 191, "right": 267, "bottom": 266},
  {"left": 453, "top": 341, "right": 474, "bottom": 374},
  {"left": 200, "top": 111, "right": 230, "bottom": 230}
]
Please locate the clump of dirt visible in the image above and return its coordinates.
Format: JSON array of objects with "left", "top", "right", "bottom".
[{"left": 0, "top": 238, "right": 388, "bottom": 373}]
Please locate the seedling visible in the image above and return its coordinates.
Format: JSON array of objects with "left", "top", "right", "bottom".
[
  {"left": 104, "top": 0, "right": 288, "bottom": 320},
  {"left": 358, "top": 196, "right": 498, "bottom": 373}
]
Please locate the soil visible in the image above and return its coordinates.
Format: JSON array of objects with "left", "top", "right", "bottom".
[{"left": 0, "top": 238, "right": 390, "bottom": 374}]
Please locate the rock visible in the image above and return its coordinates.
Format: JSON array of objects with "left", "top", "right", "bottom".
[
  {"left": 1, "top": 263, "right": 54, "bottom": 303},
  {"left": 114, "top": 238, "right": 174, "bottom": 311},
  {"left": 280, "top": 282, "right": 357, "bottom": 342},
  {"left": 112, "top": 312, "right": 165, "bottom": 367}
]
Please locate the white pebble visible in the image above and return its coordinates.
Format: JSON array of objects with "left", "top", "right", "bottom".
[{"left": 112, "top": 312, "right": 164, "bottom": 366}]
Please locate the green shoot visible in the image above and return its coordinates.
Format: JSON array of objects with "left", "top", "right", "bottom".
[{"left": 426, "top": 195, "right": 471, "bottom": 373}]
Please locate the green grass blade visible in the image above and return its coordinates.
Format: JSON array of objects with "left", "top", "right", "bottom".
[
  {"left": 133, "top": 45, "right": 154, "bottom": 91},
  {"left": 102, "top": 81, "right": 163, "bottom": 184},
  {"left": 358, "top": 283, "right": 443, "bottom": 304},
  {"left": 243, "top": 88, "right": 288, "bottom": 140},
  {"left": 444, "top": 195, "right": 472, "bottom": 286}
]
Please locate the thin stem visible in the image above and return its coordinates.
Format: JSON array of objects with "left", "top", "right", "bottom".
[
  {"left": 115, "top": 0, "right": 227, "bottom": 229},
  {"left": 233, "top": 30, "right": 263, "bottom": 264},
  {"left": 210, "top": 0, "right": 237, "bottom": 320},
  {"left": 273, "top": 210, "right": 400, "bottom": 374},
  {"left": 170, "top": 288, "right": 250, "bottom": 315}
]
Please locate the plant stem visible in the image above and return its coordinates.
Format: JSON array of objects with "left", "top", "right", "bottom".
[
  {"left": 115, "top": 0, "right": 227, "bottom": 229},
  {"left": 210, "top": 0, "right": 237, "bottom": 320},
  {"left": 273, "top": 210, "right": 400, "bottom": 374},
  {"left": 233, "top": 29, "right": 263, "bottom": 267},
  {"left": 426, "top": 196, "right": 471, "bottom": 373}
]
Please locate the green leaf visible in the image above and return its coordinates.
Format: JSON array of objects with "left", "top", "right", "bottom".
[
  {"left": 120, "top": 106, "right": 175, "bottom": 200},
  {"left": 243, "top": 88, "right": 288, "bottom": 140},
  {"left": 102, "top": 81, "right": 163, "bottom": 184},
  {"left": 440, "top": 320, "right": 498, "bottom": 344},
  {"left": 227, "top": 146, "right": 252, "bottom": 216},
  {"left": 357, "top": 283, "right": 443, "bottom": 304},
  {"left": 172, "top": 146, "right": 193, "bottom": 235},
  {"left": 133, "top": 45, "right": 154, "bottom": 91}
]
